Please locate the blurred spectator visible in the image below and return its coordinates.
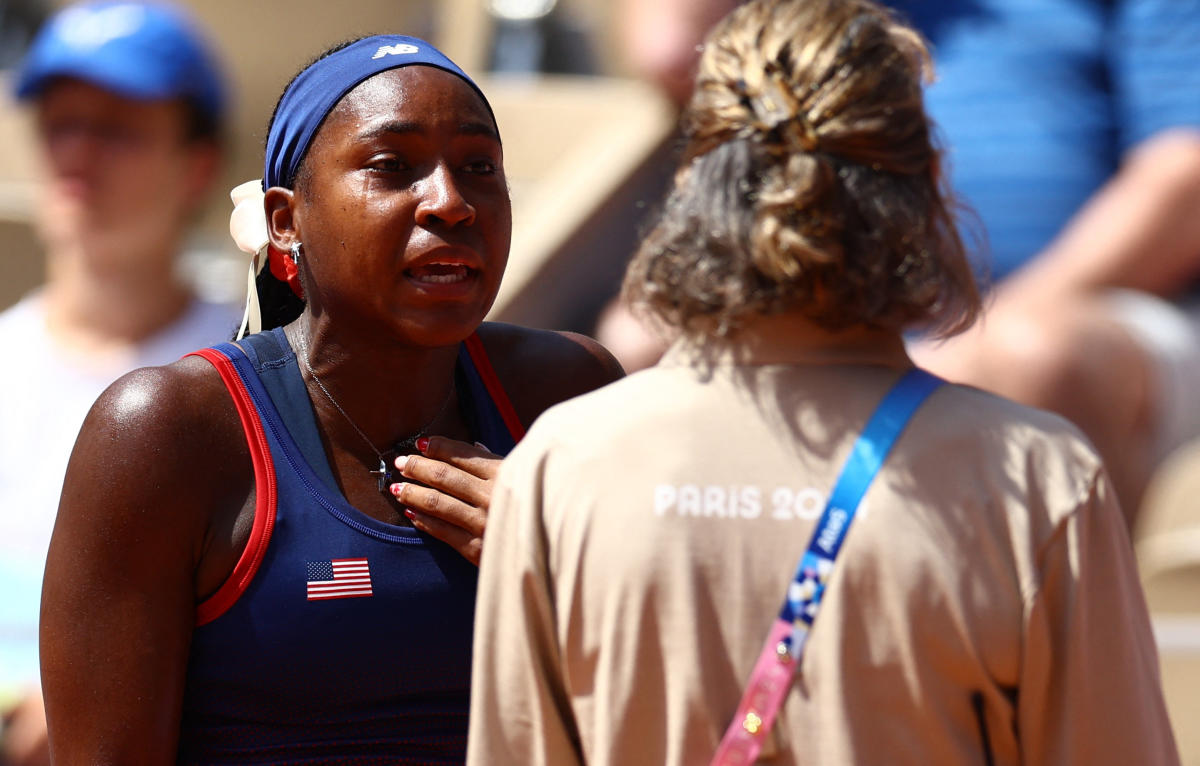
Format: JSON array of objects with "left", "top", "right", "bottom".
[
  {"left": 600, "top": 0, "right": 1200, "bottom": 522},
  {"left": 0, "top": 3, "right": 235, "bottom": 763},
  {"left": 893, "top": 0, "right": 1200, "bottom": 522}
]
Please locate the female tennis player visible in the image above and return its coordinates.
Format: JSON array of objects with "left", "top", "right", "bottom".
[{"left": 41, "top": 34, "right": 622, "bottom": 764}]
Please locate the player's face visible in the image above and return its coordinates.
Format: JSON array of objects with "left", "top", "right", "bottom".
[
  {"left": 291, "top": 66, "right": 511, "bottom": 348},
  {"left": 34, "top": 78, "right": 215, "bottom": 270}
]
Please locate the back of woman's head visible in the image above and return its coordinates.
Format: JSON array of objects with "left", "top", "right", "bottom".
[{"left": 624, "top": 0, "right": 980, "bottom": 339}]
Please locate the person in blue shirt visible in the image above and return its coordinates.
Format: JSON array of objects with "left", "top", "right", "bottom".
[{"left": 895, "top": 0, "right": 1200, "bottom": 521}]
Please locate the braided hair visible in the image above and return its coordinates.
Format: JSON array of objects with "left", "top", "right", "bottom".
[{"left": 624, "top": 0, "right": 981, "bottom": 339}]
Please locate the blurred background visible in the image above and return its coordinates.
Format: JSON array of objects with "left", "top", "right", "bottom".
[
  {"left": 0, "top": 0, "right": 681, "bottom": 332},
  {"left": 1, "top": 1, "right": 1199, "bottom": 762}
]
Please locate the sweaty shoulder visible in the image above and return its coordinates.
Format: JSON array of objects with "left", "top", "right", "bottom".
[
  {"left": 474, "top": 322, "right": 625, "bottom": 426},
  {"left": 64, "top": 354, "right": 252, "bottom": 564},
  {"left": 85, "top": 354, "right": 240, "bottom": 457}
]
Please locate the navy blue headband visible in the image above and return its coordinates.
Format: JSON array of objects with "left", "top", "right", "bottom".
[{"left": 264, "top": 34, "right": 494, "bottom": 190}]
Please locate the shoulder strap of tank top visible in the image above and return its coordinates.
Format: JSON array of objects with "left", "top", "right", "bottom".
[
  {"left": 187, "top": 345, "right": 280, "bottom": 626},
  {"left": 226, "top": 330, "right": 524, "bottom": 470},
  {"left": 458, "top": 332, "right": 525, "bottom": 453},
  {"left": 236, "top": 328, "right": 339, "bottom": 490}
]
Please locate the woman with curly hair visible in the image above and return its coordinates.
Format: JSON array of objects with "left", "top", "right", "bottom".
[{"left": 466, "top": 1, "right": 1177, "bottom": 764}]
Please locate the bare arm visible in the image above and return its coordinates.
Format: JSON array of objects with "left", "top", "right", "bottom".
[
  {"left": 1003, "top": 129, "right": 1200, "bottom": 303},
  {"left": 1, "top": 689, "right": 48, "bottom": 766},
  {"left": 40, "top": 360, "right": 249, "bottom": 765}
]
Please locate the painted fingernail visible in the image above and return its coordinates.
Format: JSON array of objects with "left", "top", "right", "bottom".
[
  {"left": 390, "top": 482, "right": 406, "bottom": 498},
  {"left": 404, "top": 508, "right": 418, "bottom": 520},
  {"left": 416, "top": 437, "right": 430, "bottom": 453}
]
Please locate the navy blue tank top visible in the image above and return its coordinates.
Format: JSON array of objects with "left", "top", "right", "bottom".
[{"left": 177, "top": 328, "right": 523, "bottom": 764}]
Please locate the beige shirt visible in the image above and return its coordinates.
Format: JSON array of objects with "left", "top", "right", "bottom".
[{"left": 468, "top": 319, "right": 1178, "bottom": 766}]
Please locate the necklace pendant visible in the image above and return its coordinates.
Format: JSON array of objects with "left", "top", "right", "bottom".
[{"left": 369, "top": 459, "right": 392, "bottom": 493}]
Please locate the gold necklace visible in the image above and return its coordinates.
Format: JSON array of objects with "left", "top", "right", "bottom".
[{"left": 295, "top": 328, "right": 455, "bottom": 493}]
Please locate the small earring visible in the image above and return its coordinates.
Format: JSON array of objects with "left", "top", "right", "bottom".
[{"left": 289, "top": 242, "right": 302, "bottom": 264}]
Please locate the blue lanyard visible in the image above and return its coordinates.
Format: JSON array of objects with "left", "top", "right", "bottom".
[{"left": 779, "top": 368, "right": 942, "bottom": 656}]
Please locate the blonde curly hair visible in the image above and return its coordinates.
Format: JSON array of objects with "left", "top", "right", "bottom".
[{"left": 623, "top": 0, "right": 981, "bottom": 339}]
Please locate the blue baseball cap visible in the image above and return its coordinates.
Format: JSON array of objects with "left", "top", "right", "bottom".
[{"left": 13, "top": 1, "right": 226, "bottom": 122}]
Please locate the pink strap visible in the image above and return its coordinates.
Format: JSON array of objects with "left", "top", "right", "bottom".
[{"left": 711, "top": 618, "right": 800, "bottom": 766}]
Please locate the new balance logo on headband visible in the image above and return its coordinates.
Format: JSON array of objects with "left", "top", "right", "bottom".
[{"left": 372, "top": 43, "right": 419, "bottom": 59}]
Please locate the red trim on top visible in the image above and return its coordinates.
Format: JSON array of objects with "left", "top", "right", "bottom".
[
  {"left": 190, "top": 348, "right": 278, "bottom": 626},
  {"left": 464, "top": 332, "right": 526, "bottom": 442}
]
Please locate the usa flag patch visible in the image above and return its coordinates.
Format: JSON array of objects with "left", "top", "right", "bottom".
[{"left": 306, "top": 558, "right": 373, "bottom": 600}]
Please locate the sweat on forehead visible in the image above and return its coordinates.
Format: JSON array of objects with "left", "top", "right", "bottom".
[{"left": 264, "top": 35, "right": 496, "bottom": 191}]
